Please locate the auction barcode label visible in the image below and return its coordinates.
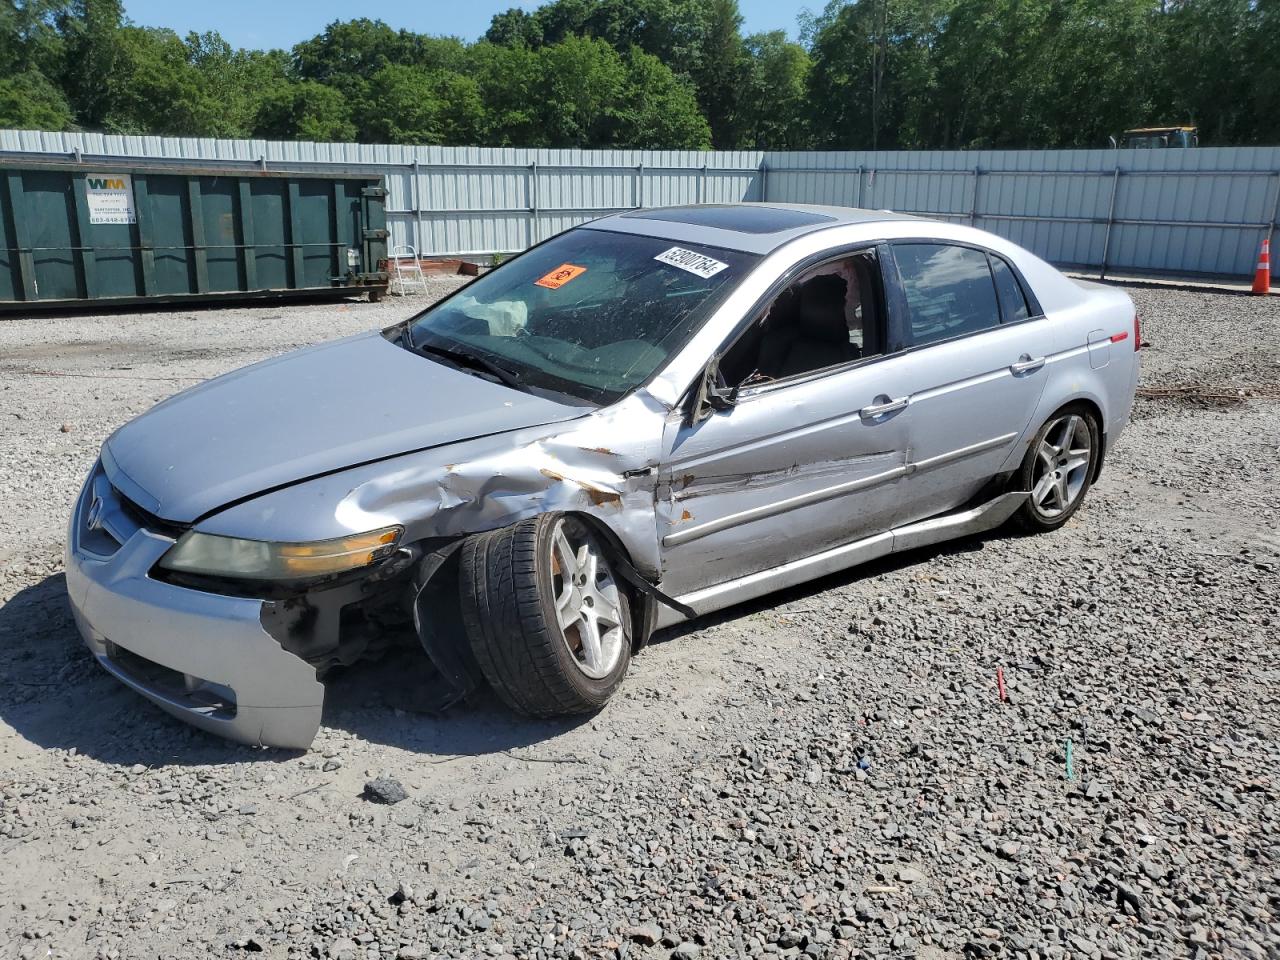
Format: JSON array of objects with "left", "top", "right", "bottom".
[{"left": 654, "top": 247, "right": 728, "bottom": 279}]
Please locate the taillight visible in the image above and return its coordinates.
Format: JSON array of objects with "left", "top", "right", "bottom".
[{"left": 1134, "top": 313, "right": 1141, "bottom": 350}]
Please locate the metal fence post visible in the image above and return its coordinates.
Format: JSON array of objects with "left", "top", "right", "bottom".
[
  {"left": 759, "top": 159, "right": 768, "bottom": 203},
  {"left": 529, "top": 161, "right": 539, "bottom": 246},
  {"left": 420, "top": 158, "right": 434, "bottom": 256},
  {"left": 699, "top": 163, "right": 708, "bottom": 204},
  {"left": 1269, "top": 171, "right": 1280, "bottom": 252},
  {"left": 1099, "top": 166, "right": 1121, "bottom": 280},
  {"left": 411, "top": 158, "right": 421, "bottom": 254},
  {"left": 635, "top": 161, "right": 643, "bottom": 209},
  {"left": 969, "top": 167, "right": 980, "bottom": 224}
]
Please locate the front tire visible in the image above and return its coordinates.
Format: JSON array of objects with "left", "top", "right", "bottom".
[
  {"left": 460, "top": 513, "right": 631, "bottom": 717},
  {"left": 1010, "top": 407, "right": 1100, "bottom": 532}
]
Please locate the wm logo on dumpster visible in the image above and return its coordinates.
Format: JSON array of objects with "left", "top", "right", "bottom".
[{"left": 87, "top": 177, "right": 127, "bottom": 190}]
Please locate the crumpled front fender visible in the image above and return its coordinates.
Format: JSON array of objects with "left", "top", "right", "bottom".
[{"left": 194, "top": 391, "right": 671, "bottom": 579}]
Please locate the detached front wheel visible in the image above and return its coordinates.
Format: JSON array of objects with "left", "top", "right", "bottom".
[{"left": 460, "top": 513, "right": 631, "bottom": 716}]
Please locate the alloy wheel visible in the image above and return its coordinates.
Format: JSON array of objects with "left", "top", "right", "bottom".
[
  {"left": 549, "top": 520, "right": 626, "bottom": 680},
  {"left": 1030, "top": 414, "right": 1093, "bottom": 519}
]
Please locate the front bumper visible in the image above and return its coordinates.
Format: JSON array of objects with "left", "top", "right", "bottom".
[{"left": 65, "top": 466, "right": 324, "bottom": 750}]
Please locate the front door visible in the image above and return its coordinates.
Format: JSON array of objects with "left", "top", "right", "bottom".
[
  {"left": 655, "top": 362, "right": 913, "bottom": 597},
  {"left": 654, "top": 248, "right": 917, "bottom": 599}
]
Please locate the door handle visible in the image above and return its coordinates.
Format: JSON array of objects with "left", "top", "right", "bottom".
[
  {"left": 1010, "top": 355, "right": 1046, "bottom": 375},
  {"left": 860, "top": 396, "right": 909, "bottom": 419}
]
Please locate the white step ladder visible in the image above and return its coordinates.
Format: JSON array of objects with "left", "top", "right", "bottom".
[{"left": 388, "top": 244, "right": 428, "bottom": 296}]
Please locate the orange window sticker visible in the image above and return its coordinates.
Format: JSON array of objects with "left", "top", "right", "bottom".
[{"left": 534, "top": 263, "right": 587, "bottom": 289}]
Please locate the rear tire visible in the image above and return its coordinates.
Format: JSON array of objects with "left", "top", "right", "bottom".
[
  {"left": 459, "top": 513, "right": 631, "bottom": 717},
  {"left": 1010, "top": 406, "right": 1100, "bottom": 532}
]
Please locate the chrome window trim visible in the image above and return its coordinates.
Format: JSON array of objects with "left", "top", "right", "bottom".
[{"left": 732, "top": 349, "right": 886, "bottom": 402}]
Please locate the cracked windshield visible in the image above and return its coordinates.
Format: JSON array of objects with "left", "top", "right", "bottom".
[{"left": 404, "top": 229, "right": 757, "bottom": 402}]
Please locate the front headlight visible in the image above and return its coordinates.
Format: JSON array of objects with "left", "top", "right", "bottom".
[{"left": 158, "top": 526, "right": 402, "bottom": 581}]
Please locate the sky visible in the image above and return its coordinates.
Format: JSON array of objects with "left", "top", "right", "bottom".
[{"left": 121, "top": 0, "right": 812, "bottom": 52}]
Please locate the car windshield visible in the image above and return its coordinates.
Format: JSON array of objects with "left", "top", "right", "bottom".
[{"left": 402, "top": 229, "right": 757, "bottom": 404}]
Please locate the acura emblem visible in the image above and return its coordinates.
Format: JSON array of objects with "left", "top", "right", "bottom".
[{"left": 86, "top": 495, "right": 105, "bottom": 532}]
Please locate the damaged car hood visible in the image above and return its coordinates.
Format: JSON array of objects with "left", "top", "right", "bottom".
[{"left": 104, "top": 331, "right": 588, "bottom": 523}]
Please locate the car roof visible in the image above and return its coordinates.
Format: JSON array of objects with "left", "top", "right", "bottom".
[{"left": 581, "top": 202, "right": 918, "bottom": 255}]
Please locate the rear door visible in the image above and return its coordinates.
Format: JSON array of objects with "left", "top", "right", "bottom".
[{"left": 884, "top": 242, "right": 1058, "bottom": 517}]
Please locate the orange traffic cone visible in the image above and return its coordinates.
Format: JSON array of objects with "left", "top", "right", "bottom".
[{"left": 1253, "top": 236, "right": 1271, "bottom": 295}]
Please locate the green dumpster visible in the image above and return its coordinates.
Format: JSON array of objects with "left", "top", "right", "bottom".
[{"left": 0, "top": 159, "right": 389, "bottom": 311}]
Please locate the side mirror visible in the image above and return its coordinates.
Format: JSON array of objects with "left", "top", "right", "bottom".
[{"left": 692, "top": 356, "right": 738, "bottom": 423}]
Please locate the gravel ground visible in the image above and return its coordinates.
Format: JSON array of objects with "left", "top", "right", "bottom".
[{"left": 0, "top": 282, "right": 1277, "bottom": 960}]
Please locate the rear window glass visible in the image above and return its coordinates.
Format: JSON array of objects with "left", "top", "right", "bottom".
[
  {"left": 990, "top": 255, "right": 1032, "bottom": 323},
  {"left": 894, "top": 243, "right": 1002, "bottom": 348}
]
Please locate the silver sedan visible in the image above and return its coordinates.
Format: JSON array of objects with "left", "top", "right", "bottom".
[{"left": 66, "top": 203, "right": 1141, "bottom": 748}]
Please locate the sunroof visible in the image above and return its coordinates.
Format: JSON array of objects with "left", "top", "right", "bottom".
[{"left": 621, "top": 205, "right": 837, "bottom": 234}]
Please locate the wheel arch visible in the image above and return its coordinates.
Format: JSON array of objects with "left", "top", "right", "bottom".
[{"left": 1017, "top": 366, "right": 1111, "bottom": 481}]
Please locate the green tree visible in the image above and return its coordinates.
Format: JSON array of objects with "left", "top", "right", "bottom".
[
  {"left": 1254, "top": 0, "right": 1280, "bottom": 144},
  {"left": 290, "top": 20, "right": 474, "bottom": 140},
  {"left": 1158, "top": 0, "right": 1254, "bottom": 144},
  {"left": 482, "top": 0, "right": 735, "bottom": 143},
  {"left": 490, "top": 0, "right": 710, "bottom": 76},
  {"left": 0, "top": 0, "right": 69, "bottom": 76},
  {"left": 484, "top": 7, "right": 542, "bottom": 46},
  {"left": 468, "top": 40, "right": 544, "bottom": 145},
  {"left": 0, "top": 0, "right": 72, "bottom": 129},
  {"left": 399, "top": 34, "right": 470, "bottom": 74},
  {"left": 55, "top": 0, "right": 124, "bottom": 128},
  {"left": 1030, "top": 0, "right": 1162, "bottom": 147},
  {"left": 740, "top": 31, "right": 810, "bottom": 148},
  {"left": 688, "top": 0, "right": 747, "bottom": 147},
  {"left": 924, "top": 0, "right": 1170, "bottom": 148},
  {"left": 617, "top": 46, "right": 711, "bottom": 148},
  {"left": 526, "top": 0, "right": 595, "bottom": 46},
  {"left": 0, "top": 68, "right": 72, "bottom": 128},
  {"left": 291, "top": 17, "right": 403, "bottom": 134},
  {"left": 366, "top": 63, "right": 483, "bottom": 144},
  {"left": 532, "top": 35, "right": 627, "bottom": 146},
  {"left": 470, "top": 33, "right": 710, "bottom": 148},
  {"left": 254, "top": 80, "right": 356, "bottom": 142},
  {"left": 104, "top": 26, "right": 205, "bottom": 134},
  {"left": 2, "top": 0, "right": 1272, "bottom": 150},
  {"left": 927, "top": 0, "right": 1050, "bottom": 147},
  {"left": 805, "top": 0, "right": 946, "bottom": 149},
  {"left": 185, "top": 33, "right": 291, "bottom": 138},
  {"left": 292, "top": 18, "right": 402, "bottom": 92}
]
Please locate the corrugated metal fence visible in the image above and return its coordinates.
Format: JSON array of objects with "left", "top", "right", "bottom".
[{"left": 4, "top": 130, "right": 1278, "bottom": 280}]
